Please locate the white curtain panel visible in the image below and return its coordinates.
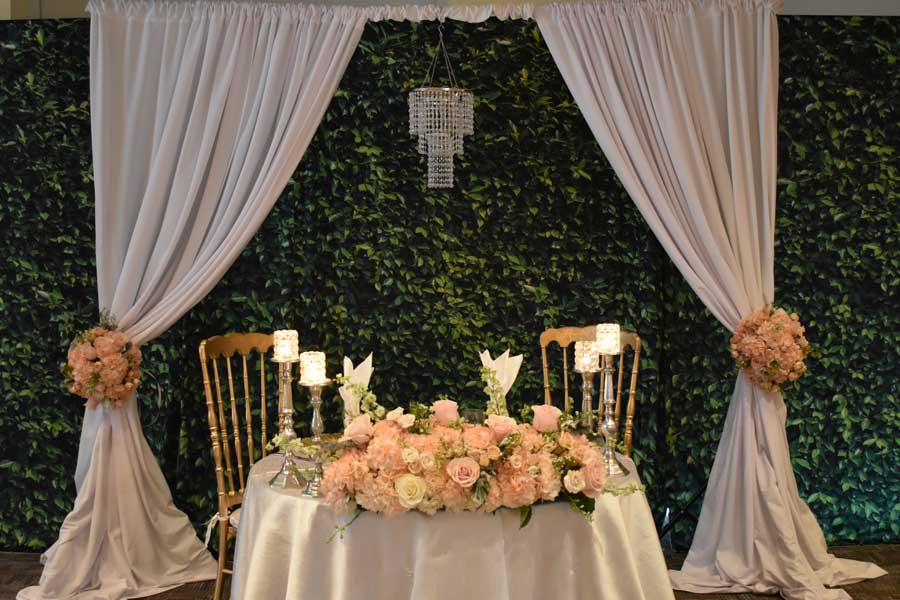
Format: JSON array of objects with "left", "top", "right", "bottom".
[
  {"left": 536, "top": 1, "right": 885, "bottom": 599},
  {"left": 19, "top": 2, "right": 368, "bottom": 599}
]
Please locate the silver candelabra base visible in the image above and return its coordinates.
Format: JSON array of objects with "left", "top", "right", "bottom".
[
  {"left": 579, "top": 371, "right": 596, "bottom": 431},
  {"left": 301, "top": 379, "right": 331, "bottom": 498},
  {"left": 599, "top": 354, "right": 629, "bottom": 478},
  {"left": 270, "top": 359, "right": 302, "bottom": 489},
  {"left": 269, "top": 452, "right": 305, "bottom": 489}
]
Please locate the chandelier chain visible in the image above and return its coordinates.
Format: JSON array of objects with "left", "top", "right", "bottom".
[{"left": 422, "top": 22, "right": 459, "bottom": 89}]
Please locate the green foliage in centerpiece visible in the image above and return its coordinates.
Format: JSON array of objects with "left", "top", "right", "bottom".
[{"left": 0, "top": 16, "right": 898, "bottom": 551}]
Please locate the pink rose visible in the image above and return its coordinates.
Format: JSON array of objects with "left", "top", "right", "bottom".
[
  {"left": 582, "top": 459, "right": 607, "bottom": 498},
  {"left": 531, "top": 405, "right": 562, "bottom": 433},
  {"left": 485, "top": 414, "right": 517, "bottom": 442},
  {"left": 343, "top": 414, "right": 375, "bottom": 446},
  {"left": 445, "top": 456, "right": 480, "bottom": 488},
  {"left": 432, "top": 399, "right": 459, "bottom": 425}
]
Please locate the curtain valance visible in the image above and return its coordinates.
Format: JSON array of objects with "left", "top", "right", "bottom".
[{"left": 87, "top": 0, "right": 783, "bottom": 24}]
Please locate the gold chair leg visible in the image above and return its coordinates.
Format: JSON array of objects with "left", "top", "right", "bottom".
[{"left": 214, "top": 518, "right": 229, "bottom": 600}]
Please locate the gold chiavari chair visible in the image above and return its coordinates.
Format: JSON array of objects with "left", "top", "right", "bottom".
[
  {"left": 199, "top": 332, "right": 275, "bottom": 600},
  {"left": 539, "top": 325, "right": 642, "bottom": 456}
]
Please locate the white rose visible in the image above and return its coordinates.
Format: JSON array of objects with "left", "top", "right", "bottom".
[
  {"left": 419, "top": 452, "right": 436, "bottom": 471},
  {"left": 401, "top": 446, "right": 420, "bottom": 465},
  {"left": 509, "top": 454, "right": 523, "bottom": 469},
  {"left": 394, "top": 474, "right": 427, "bottom": 509},
  {"left": 563, "top": 469, "right": 586, "bottom": 494},
  {"left": 387, "top": 407, "right": 416, "bottom": 429}
]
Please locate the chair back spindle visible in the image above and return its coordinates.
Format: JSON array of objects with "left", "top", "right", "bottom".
[{"left": 199, "top": 333, "right": 276, "bottom": 509}]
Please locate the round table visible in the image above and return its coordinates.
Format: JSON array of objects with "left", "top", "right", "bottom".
[{"left": 231, "top": 453, "right": 675, "bottom": 600}]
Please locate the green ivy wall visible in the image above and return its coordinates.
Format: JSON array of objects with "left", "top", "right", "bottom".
[{"left": 0, "top": 16, "right": 897, "bottom": 552}]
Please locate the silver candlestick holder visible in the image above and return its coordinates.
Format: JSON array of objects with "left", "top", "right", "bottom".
[
  {"left": 300, "top": 378, "right": 331, "bottom": 497},
  {"left": 579, "top": 371, "right": 596, "bottom": 431},
  {"left": 277, "top": 360, "right": 299, "bottom": 442},
  {"left": 270, "top": 359, "right": 304, "bottom": 490},
  {"left": 599, "top": 354, "right": 628, "bottom": 477}
]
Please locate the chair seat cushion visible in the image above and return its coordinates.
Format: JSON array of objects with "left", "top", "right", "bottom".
[{"left": 229, "top": 508, "right": 241, "bottom": 530}]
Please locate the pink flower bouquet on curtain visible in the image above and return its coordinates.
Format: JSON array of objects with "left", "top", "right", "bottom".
[
  {"left": 322, "top": 398, "right": 609, "bottom": 521},
  {"left": 63, "top": 314, "right": 141, "bottom": 409},
  {"left": 730, "top": 306, "right": 810, "bottom": 393}
]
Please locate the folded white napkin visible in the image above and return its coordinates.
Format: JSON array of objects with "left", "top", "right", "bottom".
[
  {"left": 479, "top": 348, "right": 523, "bottom": 397},
  {"left": 339, "top": 353, "right": 373, "bottom": 427}
]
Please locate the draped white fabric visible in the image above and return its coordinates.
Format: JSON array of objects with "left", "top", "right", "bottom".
[
  {"left": 20, "top": 2, "right": 368, "bottom": 599},
  {"left": 535, "top": 2, "right": 885, "bottom": 599},
  {"left": 23, "top": 1, "right": 887, "bottom": 599}
]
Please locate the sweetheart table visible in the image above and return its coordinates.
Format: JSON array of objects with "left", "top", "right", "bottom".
[{"left": 230, "top": 453, "right": 675, "bottom": 600}]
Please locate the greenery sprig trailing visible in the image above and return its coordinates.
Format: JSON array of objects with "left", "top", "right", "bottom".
[
  {"left": 266, "top": 433, "right": 320, "bottom": 460},
  {"left": 601, "top": 483, "right": 645, "bottom": 497}
]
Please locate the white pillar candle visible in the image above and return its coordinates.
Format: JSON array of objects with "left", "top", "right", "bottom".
[
  {"left": 273, "top": 330, "right": 300, "bottom": 362},
  {"left": 574, "top": 341, "right": 600, "bottom": 373},
  {"left": 594, "top": 323, "right": 621, "bottom": 356},
  {"left": 300, "top": 351, "right": 327, "bottom": 385}
]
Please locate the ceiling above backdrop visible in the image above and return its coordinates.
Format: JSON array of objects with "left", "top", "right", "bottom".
[{"left": 2, "top": 0, "right": 900, "bottom": 20}]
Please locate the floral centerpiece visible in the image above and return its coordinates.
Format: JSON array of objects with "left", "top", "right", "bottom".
[
  {"left": 63, "top": 315, "right": 141, "bottom": 409},
  {"left": 730, "top": 305, "right": 810, "bottom": 393},
  {"left": 321, "top": 397, "right": 609, "bottom": 522}
]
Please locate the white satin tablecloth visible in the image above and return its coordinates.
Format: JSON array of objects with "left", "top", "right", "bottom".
[{"left": 231, "top": 453, "right": 674, "bottom": 600}]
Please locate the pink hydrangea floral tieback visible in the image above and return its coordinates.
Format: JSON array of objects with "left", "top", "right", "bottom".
[
  {"left": 63, "top": 318, "right": 142, "bottom": 410},
  {"left": 730, "top": 305, "right": 810, "bottom": 393}
]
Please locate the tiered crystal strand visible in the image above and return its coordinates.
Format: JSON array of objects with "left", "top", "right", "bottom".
[{"left": 408, "top": 24, "right": 474, "bottom": 189}]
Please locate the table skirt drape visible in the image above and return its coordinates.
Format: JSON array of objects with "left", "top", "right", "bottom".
[{"left": 231, "top": 454, "right": 673, "bottom": 600}]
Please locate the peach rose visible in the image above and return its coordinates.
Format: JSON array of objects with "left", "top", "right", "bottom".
[
  {"left": 485, "top": 414, "right": 517, "bottom": 442},
  {"left": 445, "top": 456, "right": 480, "bottom": 488},
  {"left": 419, "top": 452, "right": 436, "bottom": 471},
  {"left": 558, "top": 430, "right": 576, "bottom": 449},
  {"left": 532, "top": 405, "right": 562, "bottom": 433},
  {"left": 342, "top": 414, "right": 375, "bottom": 446},
  {"left": 433, "top": 399, "right": 459, "bottom": 425}
]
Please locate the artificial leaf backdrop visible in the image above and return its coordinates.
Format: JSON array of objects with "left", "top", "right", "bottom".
[{"left": 0, "top": 16, "right": 897, "bottom": 551}]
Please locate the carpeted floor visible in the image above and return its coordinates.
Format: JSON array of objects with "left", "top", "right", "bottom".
[{"left": 1, "top": 544, "right": 897, "bottom": 599}]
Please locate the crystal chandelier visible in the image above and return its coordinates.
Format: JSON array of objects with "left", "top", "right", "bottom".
[{"left": 408, "top": 24, "right": 474, "bottom": 188}]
